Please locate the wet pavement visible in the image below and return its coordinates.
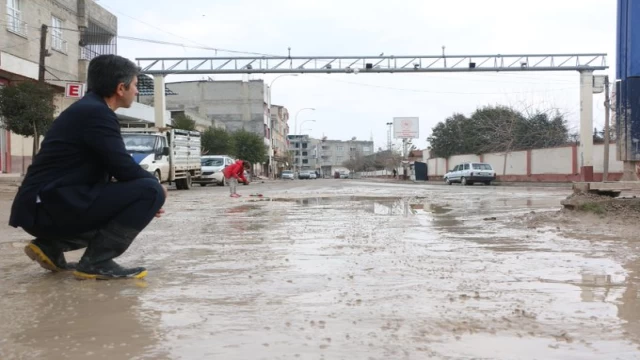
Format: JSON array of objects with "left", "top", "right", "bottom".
[{"left": 1, "top": 179, "right": 639, "bottom": 359}]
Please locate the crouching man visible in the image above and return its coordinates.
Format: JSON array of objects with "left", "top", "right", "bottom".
[{"left": 9, "top": 54, "right": 166, "bottom": 280}]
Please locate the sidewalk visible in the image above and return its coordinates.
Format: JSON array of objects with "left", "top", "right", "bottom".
[{"left": 0, "top": 174, "right": 22, "bottom": 184}]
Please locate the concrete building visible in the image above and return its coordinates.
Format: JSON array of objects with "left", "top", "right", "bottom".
[
  {"left": 287, "top": 136, "right": 374, "bottom": 176},
  {"left": 317, "top": 139, "right": 374, "bottom": 175},
  {"left": 0, "top": 0, "right": 117, "bottom": 173},
  {"left": 287, "top": 135, "right": 319, "bottom": 172},
  {"left": 140, "top": 79, "right": 272, "bottom": 174},
  {"left": 270, "top": 104, "right": 290, "bottom": 173}
]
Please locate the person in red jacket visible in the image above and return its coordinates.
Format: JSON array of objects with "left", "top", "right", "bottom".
[{"left": 223, "top": 160, "right": 250, "bottom": 197}]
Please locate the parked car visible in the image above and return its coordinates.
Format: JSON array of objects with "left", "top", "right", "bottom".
[
  {"left": 298, "top": 170, "right": 311, "bottom": 180},
  {"left": 444, "top": 162, "right": 495, "bottom": 186},
  {"left": 194, "top": 155, "right": 235, "bottom": 186},
  {"left": 281, "top": 170, "right": 295, "bottom": 180},
  {"left": 309, "top": 172, "right": 317, "bottom": 179}
]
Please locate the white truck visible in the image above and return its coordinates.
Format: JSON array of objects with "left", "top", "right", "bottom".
[{"left": 121, "top": 126, "right": 202, "bottom": 190}]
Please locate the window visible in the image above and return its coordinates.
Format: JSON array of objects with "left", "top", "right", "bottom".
[
  {"left": 336, "top": 156, "right": 344, "bottom": 162},
  {"left": 363, "top": 146, "right": 371, "bottom": 152},
  {"left": 302, "top": 143, "right": 307, "bottom": 149},
  {"left": 336, "top": 146, "right": 344, "bottom": 152},
  {"left": 51, "top": 16, "right": 66, "bottom": 52},
  {"left": 6, "top": 0, "right": 25, "bottom": 36},
  {"left": 302, "top": 151, "right": 308, "bottom": 156},
  {"left": 302, "top": 159, "right": 308, "bottom": 164},
  {"left": 463, "top": 164, "right": 470, "bottom": 170}
]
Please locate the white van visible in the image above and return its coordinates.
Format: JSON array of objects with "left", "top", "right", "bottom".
[{"left": 444, "top": 162, "right": 496, "bottom": 186}]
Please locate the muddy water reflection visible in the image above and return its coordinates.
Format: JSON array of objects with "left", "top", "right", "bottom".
[
  {"left": 3, "top": 184, "right": 640, "bottom": 359},
  {"left": 0, "top": 274, "right": 166, "bottom": 360}
]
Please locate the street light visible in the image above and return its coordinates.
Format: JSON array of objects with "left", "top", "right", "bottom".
[
  {"left": 295, "top": 107, "right": 315, "bottom": 136},
  {"left": 269, "top": 74, "right": 298, "bottom": 88}
]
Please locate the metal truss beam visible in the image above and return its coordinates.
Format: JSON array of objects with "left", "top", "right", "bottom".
[{"left": 136, "top": 53, "right": 608, "bottom": 75}]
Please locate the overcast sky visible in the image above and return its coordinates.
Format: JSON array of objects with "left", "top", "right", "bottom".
[{"left": 101, "top": 0, "right": 616, "bottom": 150}]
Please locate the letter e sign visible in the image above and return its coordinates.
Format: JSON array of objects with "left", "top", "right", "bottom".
[{"left": 65, "top": 83, "right": 85, "bottom": 98}]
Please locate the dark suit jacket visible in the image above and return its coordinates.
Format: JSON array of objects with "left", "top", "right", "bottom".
[{"left": 9, "top": 91, "right": 155, "bottom": 229}]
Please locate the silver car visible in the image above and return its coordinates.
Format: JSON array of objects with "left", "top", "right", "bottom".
[
  {"left": 444, "top": 162, "right": 496, "bottom": 186},
  {"left": 281, "top": 170, "right": 295, "bottom": 180}
]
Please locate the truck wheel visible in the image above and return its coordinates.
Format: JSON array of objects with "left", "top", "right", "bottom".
[
  {"left": 175, "top": 173, "right": 192, "bottom": 190},
  {"left": 461, "top": 177, "right": 468, "bottom": 186},
  {"left": 183, "top": 172, "right": 192, "bottom": 190},
  {"left": 154, "top": 170, "right": 161, "bottom": 182},
  {"left": 218, "top": 177, "right": 225, "bottom": 187}
]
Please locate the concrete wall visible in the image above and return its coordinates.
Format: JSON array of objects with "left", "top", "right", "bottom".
[
  {"left": 426, "top": 143, "right": 626, "bottom": 182},
  {"left": 484, "top": 151, "right": 528, "bottom": 175},
  {"left": 531, "top": 147, "right": 573, "bottom": 174}
]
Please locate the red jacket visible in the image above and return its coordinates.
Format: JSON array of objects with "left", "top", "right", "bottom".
[{"left": 223, "top": 160, "right": 247, "bottom": 182}]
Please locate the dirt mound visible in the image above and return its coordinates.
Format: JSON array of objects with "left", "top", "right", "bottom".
[{"left": 561, "top": 192, "right": 640, "bottom": 216}]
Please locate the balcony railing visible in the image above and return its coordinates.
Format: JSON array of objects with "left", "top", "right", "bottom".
[
  {"left": 52, "top": 35, "right": 67, "bottom": 53},
  {"left": 6, "top": 14, "right": 27, "bottom": 37}
]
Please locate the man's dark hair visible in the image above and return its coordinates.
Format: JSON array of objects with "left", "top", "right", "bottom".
[
  {"left": 243, "top": 161, "right": 251, "bottom": 169},
  {"left": 87, "top": 54, "right": 139, "bottom": 97}
]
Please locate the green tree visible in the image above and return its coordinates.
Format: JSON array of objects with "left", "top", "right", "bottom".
[
  {"left": 201, "top": 126, "right": 233, "bottom": 155},
  {"left": 172, "top": 113, "right": 196, "bottom": 131},
  {"left": 230, "top": 129, "right": 267, "bottom": 165},
  {"left": 0, "top": 81, "right": 56, "bottom": 156},
  {"left": 427, "top": 105, "right": 570, "bottom": 158}
]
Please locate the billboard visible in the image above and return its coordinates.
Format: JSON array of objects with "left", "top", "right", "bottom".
[{"left": 393, "top": 117, "right": 419, "bottom": 139}]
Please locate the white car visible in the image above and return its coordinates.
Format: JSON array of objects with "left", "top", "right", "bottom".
[
  {"left": 444, "top": 162, "right": 496, "bottom": 186},
  {"left": 194, "top": 155, "right": 235, "bottom": 186}
]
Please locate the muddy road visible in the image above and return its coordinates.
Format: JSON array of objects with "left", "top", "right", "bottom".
[{"left": 1, "top": 180, "right": 639, "bottom": 359}]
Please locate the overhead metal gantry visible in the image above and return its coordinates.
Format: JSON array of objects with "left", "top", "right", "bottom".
[
  {"left": 138, "top": 52, "right": 608, "bottom": 181},
  {"left": 136, "top": 53, "right": 607, "bottom": 75}
]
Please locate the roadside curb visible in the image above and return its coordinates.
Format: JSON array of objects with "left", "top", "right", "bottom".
[{"left": 0, "top": 175, "right": 22, "bottom": 184}]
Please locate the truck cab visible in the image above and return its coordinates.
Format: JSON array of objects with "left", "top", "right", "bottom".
[
  {"left": 122, "top": 127, "right": 202, "bottom": 190},
  {"left": 123, "top": 133, "right": 171, "bottom": 182}
]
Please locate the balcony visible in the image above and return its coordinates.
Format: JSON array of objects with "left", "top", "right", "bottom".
[
  {"left": 52, "top": 36, "right": 68, "bottom": 54},
  {"left": 6, "top": 15, "right": 27, "bottom": 38}
]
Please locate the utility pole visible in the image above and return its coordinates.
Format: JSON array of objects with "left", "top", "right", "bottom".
[
  {"left": 38, "top": 24, "right": 48, "bottom": 82},
  {"left": 33, "top": 24, "right": 48, "bottom": 158},
  {"left": 603, "top": 75, "right": 611, "bottom": 182}
]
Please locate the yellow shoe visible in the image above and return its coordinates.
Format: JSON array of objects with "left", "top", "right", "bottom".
[
  {"left": 73, "top": 260, "right": 147, "bottom": 280},
  {"left": 24, "top": 242, "right": 76, "bottom": 272}
]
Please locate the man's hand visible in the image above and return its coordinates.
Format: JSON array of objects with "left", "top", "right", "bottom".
[{"left": 155, "top": 208, "right": 165, "bottom": 218}]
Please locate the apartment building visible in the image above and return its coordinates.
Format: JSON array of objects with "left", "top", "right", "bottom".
[
  {"left": 0, "top": 0, "right": 117, "bottom": 173},
  {"left": 270, "top": 104, "right": 290, "bottom": 172},
  {"left": 287, "top": 134, "right": 319, "bottom": 171},
  {"left": 317, "top": 139, "right": 374, "bottom": 175}
]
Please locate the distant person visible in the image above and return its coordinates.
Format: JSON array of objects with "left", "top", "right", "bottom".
[
  {"left": 392, "top": 169, "right": 397, "bottom": 178},
  {"left": 9, "top": 54, "right": 167, "bottom": 280},
  {"left": 223, "top": 160, "right": 250, "bottom": 197}
]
